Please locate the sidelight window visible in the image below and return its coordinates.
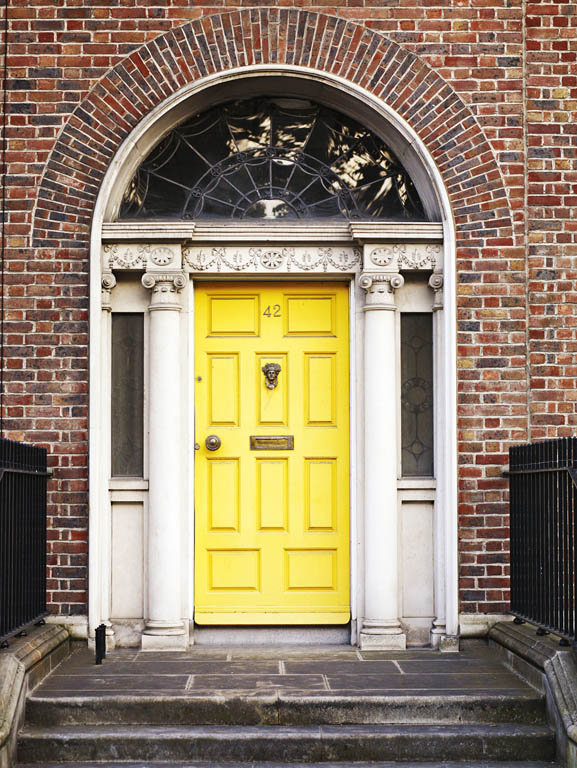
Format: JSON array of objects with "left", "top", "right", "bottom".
[
  {"left": 400, "top": 313, "right": 434, "bottom": 477},
  {"left": 111, "top": 313, "right": 144, "bottom": 477}
]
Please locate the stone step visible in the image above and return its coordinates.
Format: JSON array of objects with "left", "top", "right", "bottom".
[
  {"left": 25, "top": 691, "right": 548, "bottom": 727},
  {"left": 16, "top": 762, "right": 562, "bottom": 768},
  {"left": 17, "top": 723, "right": 557, "bottom": 764}
]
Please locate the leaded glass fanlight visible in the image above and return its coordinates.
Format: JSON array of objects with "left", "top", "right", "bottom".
[{"left": 119, "top": 98, "right": 426, "bottom": 221}]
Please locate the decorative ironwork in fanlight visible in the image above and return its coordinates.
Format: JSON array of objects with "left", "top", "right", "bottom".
[{"left": 119, "top": 98, "right": 426, "bottom": 221}]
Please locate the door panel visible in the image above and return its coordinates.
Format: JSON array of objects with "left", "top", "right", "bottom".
[{"left": 194, "top": 281, "right": 350, "bottom": 625}]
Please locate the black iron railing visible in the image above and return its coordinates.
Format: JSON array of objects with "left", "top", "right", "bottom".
[
  {"left": 509, "top": 437, "right": 577, "bottom": 643},
  {"left": 0, "top": 438, "right": 49, "bottom": 642}
]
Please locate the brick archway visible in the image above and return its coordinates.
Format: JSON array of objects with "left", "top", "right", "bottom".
[{"left": 32, "top": 8, "right": 512, "bottom": 249}]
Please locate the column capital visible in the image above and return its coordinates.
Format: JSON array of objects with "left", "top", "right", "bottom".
[
  {"left": 141, "top": 271, "right": 187, "bottom": 310},
  {"left": 359, "top": 272, "right": 404, "bottom": 311},
  {"left": 101, "top": 271, "right": 117, "bottom": 311}
]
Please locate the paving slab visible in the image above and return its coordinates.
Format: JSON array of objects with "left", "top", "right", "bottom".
[
  {"left": 58, "top": 661, "right": 284, "bottom": 676},
  {"left": 39, "top": 674, "right": 192, "bottom": 692}
]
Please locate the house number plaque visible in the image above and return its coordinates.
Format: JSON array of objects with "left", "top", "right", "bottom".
[{"left": 250, "top": 435, "right": 294, "bottom": 451}]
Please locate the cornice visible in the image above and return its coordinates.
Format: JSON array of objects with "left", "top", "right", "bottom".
[
  {"left": 350, "top": 221, "right": 444, "bottom": 243},
  {"left": 102, "top": 223, "right": 196, "bottom": 242},
  {"left": 102, "top": 220, "right": 444, "bottom": 246}
]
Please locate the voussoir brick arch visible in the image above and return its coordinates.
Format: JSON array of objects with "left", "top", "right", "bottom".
[{"left": 31, "top": 9, "right": 513, "bottom": 248}]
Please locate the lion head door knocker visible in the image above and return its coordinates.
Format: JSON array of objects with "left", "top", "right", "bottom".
[{"left": 262, "top": 362, "right": 281, "bottom": 390}]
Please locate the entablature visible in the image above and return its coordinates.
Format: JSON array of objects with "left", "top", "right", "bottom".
[{"left": 101, "top": 221, "right": 444, "bottom": 277}]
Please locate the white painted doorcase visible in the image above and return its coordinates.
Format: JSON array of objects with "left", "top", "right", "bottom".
[
  {"left": 98, "top": 222, "right": 452, "bottom": 650},
  {"left": 87, "top": 69, "right": 458, "bottom": 652}
]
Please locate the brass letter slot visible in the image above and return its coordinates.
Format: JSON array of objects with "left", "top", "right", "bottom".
[{"left": 250, "top": 435, "right": 294, "bottom": 451}]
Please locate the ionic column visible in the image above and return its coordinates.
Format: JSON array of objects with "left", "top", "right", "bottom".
[
  {"left": 141, "top": 271, "right": 187, "bottom": 650},
  {"left": 359, "top": 272, "right": 406, "bottom": 650}
]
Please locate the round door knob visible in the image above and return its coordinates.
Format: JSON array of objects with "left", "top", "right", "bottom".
[{"left": 205, "top": 435, "right": 221, "bottom": 451}]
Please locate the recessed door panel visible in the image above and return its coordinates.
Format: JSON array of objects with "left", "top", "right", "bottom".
[
  {"left": 208, "top": 354, "right": 239, "bottom": 426},
  {"left": 209, "top": 550, "right": 261, "bottom": 591},
  {"left": 285, "top": 295, "right": 336, "bottom": 336},
  {"left": 209, "top": 295, "right": 259, "bottom": 335},
  {"left": 195, "top": 281, "right": 349, "bottom": 625},
  {"left": 305, "top": 354, "right": 336, "bottom": 425},
  {"left": 305, "top": 459, "right": 337, "bottom": 531},
  {"left": 257, "top": 458, "right": 288, "bottom": 531},
  {"left": 208, "top": 459, "right": 240, "bottom": 532},
  {"left": 285, "top": 549, "right": 337, "bottom": 591},
  {"left": 257, "top": 353, "right": 287, "bottom": 425}
]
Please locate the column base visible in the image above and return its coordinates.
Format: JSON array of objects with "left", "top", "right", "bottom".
[
  {"left": 141, "top": 620, "right": 187, "bottom": 651},
  {"left": 359, "top": 619, "right": 406, "bottom": 650}
]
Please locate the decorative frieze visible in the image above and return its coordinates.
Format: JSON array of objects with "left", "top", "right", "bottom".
[
  {"left": 104, "top": 243, "right": 148, "bottom": 270},
  {"left": 103, "top": 242, "right": 442, "bottom": 276},
  {"left": 104, "top": 243, "right": 180, "bottom": 270},
  {"left": 182, "top": 246, "right": 362, "bottom": 273},
  {"left": 368, "top": 243, "right": 441, "bottom": 272}
]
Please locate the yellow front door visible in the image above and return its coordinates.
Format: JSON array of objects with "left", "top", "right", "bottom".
[{"left": 194, "top": 281, "right": 350, "bottom": 625}]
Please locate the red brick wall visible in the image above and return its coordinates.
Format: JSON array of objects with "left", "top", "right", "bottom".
[
  {"left": 527, "top": 1, "right": 577, "bottom": 442},
  {"left": 1, "top": 1, "right": 575, "bottom": 622}
]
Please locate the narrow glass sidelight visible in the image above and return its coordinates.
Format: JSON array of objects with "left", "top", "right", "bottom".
[
  {"left": 400, "top": 313, "right": 434, "bottom": 477},
  {"left": 111, "top": 313, "right": 144, "bottom": 477}
]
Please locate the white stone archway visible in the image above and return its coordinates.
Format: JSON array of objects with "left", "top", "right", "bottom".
[{"left": 88, "top": 66, "right": 458, "bottom": 651}]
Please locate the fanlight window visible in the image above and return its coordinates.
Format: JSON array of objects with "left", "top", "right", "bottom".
[{"left": 119, "top": 98, "right": 425, "bottom": 221}]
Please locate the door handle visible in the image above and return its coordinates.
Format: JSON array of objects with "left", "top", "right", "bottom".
[{"left": 205, "top": 435, "right": 222, "bottom": 451}]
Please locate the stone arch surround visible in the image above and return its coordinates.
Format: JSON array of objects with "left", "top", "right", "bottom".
[{"left": 31, "top": 8, "right": 513, "bottom": 248}]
